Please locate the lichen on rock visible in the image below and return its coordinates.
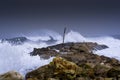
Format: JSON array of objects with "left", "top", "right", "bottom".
[
  {"left": 51, "top": 57, "right": 82, "bottom": 79},
  {"left": 26, "top": 57, "right": 82, "bottom": 80}
]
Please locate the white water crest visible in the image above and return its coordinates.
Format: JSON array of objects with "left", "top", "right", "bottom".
[
  {"left": 0, "top": 42, "right": 54, "bottom": 75},
  {"left": 65, "top": 30, "right": 86, "bottom": 42},
  {"left": 89, "top": 37, "right": 120, "bottom": 60},
  {"left": 0, "top": 30, "right": 120, "bottom": 75}
]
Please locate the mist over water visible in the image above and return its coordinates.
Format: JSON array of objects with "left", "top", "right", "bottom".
[{"left": 0, "top": 30, "right": 120, "bottom": 75}]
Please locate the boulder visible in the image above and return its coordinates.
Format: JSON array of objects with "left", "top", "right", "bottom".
[{"left": 0, "top": 71, "right": 23, "bottom": 80}]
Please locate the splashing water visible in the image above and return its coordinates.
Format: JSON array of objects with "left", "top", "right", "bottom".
[{"left": 0, "top": 30, "right": 120, "bottom": 75}]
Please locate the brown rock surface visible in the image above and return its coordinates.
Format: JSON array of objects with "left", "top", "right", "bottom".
[
  {"left": 30, "top": 42, "right": 119, "bottom": 68},
  {"left": 0, "top": 71, "right": 23, "bottom": 80},
  {"left": 27, "top": 42, "right": 120, "bottom": 80},
  {"left": 26, "top": 57, "right": 82, "bottom": 80}
]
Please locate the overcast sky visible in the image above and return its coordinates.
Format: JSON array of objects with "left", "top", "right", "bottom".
[{"left": 0, "top": 0, "right": 120, "bottom": 38}]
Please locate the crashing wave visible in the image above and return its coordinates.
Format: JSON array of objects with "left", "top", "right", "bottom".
[
  {"left": 65, "top": 30, "right": 86, "bottom": 42},
  {"left": 0, "top": 30, "right": 120, "bottom": 75}
]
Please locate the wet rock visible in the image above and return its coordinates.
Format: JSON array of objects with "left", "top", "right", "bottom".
[
  {"left": 30, "top": 48, "right": 58, "bottom": 59},
  {"left": 0, "top": 71, "right": 23, "bottom": 80},
  {"left": 30, "top": 42, "right": 108, "bottom": 56},
  {"left": 1, "top": 37, "right": 28, "bottom": 45},
  {"left": 94, "top": 45, "right": 108, "bottom": 51}
]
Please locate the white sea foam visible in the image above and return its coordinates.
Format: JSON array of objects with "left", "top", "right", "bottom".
[
  {"left": 64, "top": 30, "right": 86, "bottom": 42},
  {"left": 0, "top": 42, "right": 54, "bottom": 75}
]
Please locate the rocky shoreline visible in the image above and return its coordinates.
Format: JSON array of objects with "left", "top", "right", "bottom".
[{"left": 1, "top": 42, "right": 120, "bottom": 80}]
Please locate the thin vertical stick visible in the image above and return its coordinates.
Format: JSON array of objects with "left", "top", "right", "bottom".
[{"left": 63, "top": 27, "right": 66, "bottom": 44}]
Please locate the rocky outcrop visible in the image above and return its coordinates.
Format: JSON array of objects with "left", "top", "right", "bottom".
[
  {"left": 30, "top": 42, "right": 108, "bottom": 59},
  {"left": 28, "top": 42, "right": 120, "bottom": 80},
  {"left": 0, "top": 71, "right": 23, "bottom": 80},
  {"left": 26, "top": 57, "right": 83, "bottom": 80},
  {"left": 25, "top": 57, "right": 120, "bottom": 80},
  {"left": 1, "top": 37, "right": 28, "bottom": 45},
  {"left": 46, "top": 42, "right": 108, "bottom": 52},
  {"left": 30, "top": 42, "right": 118, "bottom": 68}
]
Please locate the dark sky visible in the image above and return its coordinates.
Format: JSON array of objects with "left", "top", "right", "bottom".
[{"left": 0, "top": 0, "right": 120, "bottom": 38}]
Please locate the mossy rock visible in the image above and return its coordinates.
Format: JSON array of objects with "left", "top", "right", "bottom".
[
  {"left": 79, "top": 63, "right": 92, "bottom": 69},
  {"left": 94, "top": 64, "right": 110, "bottom": 77},
  {"left": 26, "top": 57, "right": 83, "bottom": 80},
  {"left": 52, "top": 57, "right": 82, "bottom": 80},
  {"left": 79, "top": 63, "right": 95, "bottom": 78}
]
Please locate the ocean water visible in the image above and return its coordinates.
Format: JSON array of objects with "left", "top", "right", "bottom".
[{"left": 0, "top": 30, "right": 120, "bottom": 75}]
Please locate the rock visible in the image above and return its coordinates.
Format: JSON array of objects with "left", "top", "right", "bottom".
[
  {"left": 30, "top": 42, "right": 108, "bottom": 56},
  {"left": 94, "top": 64, "right": 110, "bottom": 77},
  {"left": 47, "top": 78, "right": 59, "bottom": 80},
  {"left": 25, "top": 57, "right": 82, "bottom": 80},
  {"left": 0, "top": 71, "right": 23, "bottom": 80},
  {"left": 30, "top": 42, "right": 110, "bottom": 67},
  {"left": 25, "top": 56, "right": 120, "bottom": 80},
  {"left": 104, "top": 78, "right": 114, "bottom": 80},
  {"left": 30, "top": 48, "right": 58, "bottom": 59},
  {"left": 95, "top": 77, "right": 104, "bottom": 80},
  {"left": 1, "top": 37, "right": 28, "bottom": 45},
  {"left": 76, "top": 77, "right": 89, "bottom": 80},
  {"left": 79, "top": 63, "right": 95, "bottom": 79},
  {"left": 107, "top": 68, "right": 120, "bottom": 78},
  {"left": 28, "top": 42, "right": 120, "bottom": 79},
  {"left": 94, "top": 45, "right": 108, "bottom": 51}
]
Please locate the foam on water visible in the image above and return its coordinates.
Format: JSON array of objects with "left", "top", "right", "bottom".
[
  {"left": 86, "top": 36, "right": 120, "bottom": 60},
  {"left": 96, "top": 47, "right": 120, "bottom": 60},
  {"left": 0, "top": 30, "right": 120, "bottom": 75},
  {"left": 88, "top": 36, "right": 120, "bottom": 47},
  {"left": 0, "top": 42, "right": 54, "bottom": 75}
]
